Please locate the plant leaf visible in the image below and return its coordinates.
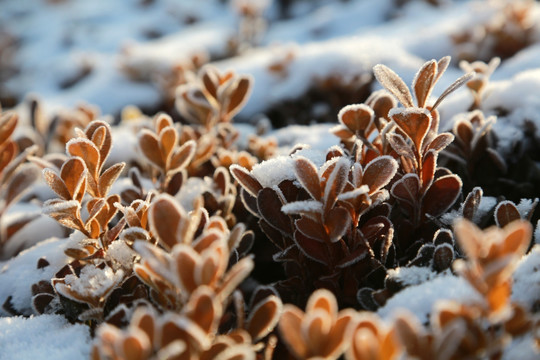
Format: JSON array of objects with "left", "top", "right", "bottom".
[
  {"left": 422, "top": 174, "right": 462, "bottom": 217},
  {"left": 294, "top": 157, "right": 321, "bottom": 201},
  {"left": 413, "top": 60, "right": 437, "bottom": 108},
  {"left": 373, "top": 64, "right": 414, "bottom": 108}
]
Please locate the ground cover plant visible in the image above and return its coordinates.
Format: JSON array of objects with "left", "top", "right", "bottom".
[{"left": 1, "top": 0, "right": 540, "bottom": 359}]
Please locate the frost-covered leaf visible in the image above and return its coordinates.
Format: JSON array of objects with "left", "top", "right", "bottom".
[
  {"left": 338, "top": 104, "right": 374, "bottom": 133},
  {"left": 66, "top": 138, "right": 100, "bottom": 179},
  {"left": 294, "top": 157, "right": 321, "bottom": 201},
  {"left": 169, "top": 140, "right": 196, "bottom": 172},
  {"left": 149, "top": 194, "right": 186, "bottom": 250},
  {"left": 422, "top": 174, "right": 462, "bottom": 217},
  {"left": 138, "top": 129, "right": 164, "bottom": 169},
  {"left": 257, "top": 188, "right": 292, "bottom": 235},
  {"left": 373, "top": 64, "right": 414, "bottom": 108},
  {"left": 495, "top": 201, "right": 521, "bottom": 228},
  {"left": 230, "top": 165, "right": 263, "bottom": 198},
  {"left": 413, "top": 59, "right": 437, "bottom": 108},
  {"left": 246, "top": 295, "right": 282, "bottom": 341},
  {"left": 362, "top": 155, "right": 398, "bottom": 193},
  {"left": 391, "top": 174, "right": 420, "bottom": 207},
  {"left": 389, "top": 108, "right": 431, "bottom": 153},
  {"left": 98, "top": 162, "right": 125, "bottom": 197},
  {"left": 386, "top": 132, "right": 415, "bottom": 161}
]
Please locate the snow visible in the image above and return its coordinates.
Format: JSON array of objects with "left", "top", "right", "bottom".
[
  {"left": 0, "top": 238, "right": 70, "bottom": 316},
  {"left": 62, "top": 265, "right": 124, "bottom": 299},
  {"left": 0, "top": 314, "right": 91, "bottom": 359},
  {"left": 378, "top": 273, "right": 481, "bottom": 323},
  {"left": 512, "top": 246, "right": 540, "bottom": 310}
]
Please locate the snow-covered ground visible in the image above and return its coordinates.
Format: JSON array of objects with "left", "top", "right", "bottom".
[{"left": 2, "top": 0, "right": 540, "bottom": 359}]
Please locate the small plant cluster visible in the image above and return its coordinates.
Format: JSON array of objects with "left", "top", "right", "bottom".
[{"left": 1, "top": 53, "right": 540, "bottom": 360}]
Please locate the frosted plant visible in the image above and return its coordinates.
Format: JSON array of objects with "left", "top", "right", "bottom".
[
  {"left": 137, "top": 113, "right": 196, "bottom": 194},
  {"left": 279, "top": 289, "right": 356, "bottom": 360}
]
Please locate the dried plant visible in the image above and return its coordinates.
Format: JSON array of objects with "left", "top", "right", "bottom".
[
  {"left": 176, "top": 65, "right": 252, "bottom": 130},
  {"left": 460, "top": 57, "right": 500, "bottom": 110},
  {"left": 0, "top": 110, "right": 41, "bottom": 257},
  {"left": 279, "top": 289, "right": 355, "bottom": 359},
  {"left": 137, "top": 113, "right": 196, "bottom": 194},
  {"left": 454, "top": 219, "right": 531, "bottom": 316},
  {"left": 346, "top": 312, "right": 401, "bottom": 360},
  {"left": 443, "top": 110, "right": 505, "bottom": 191}
]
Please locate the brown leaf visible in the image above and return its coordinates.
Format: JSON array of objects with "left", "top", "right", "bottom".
[
  {"left": 67, "top": 138, "right": 101, "bottom": 179},
  {"left": 217, "top": 257, "right": 254, "bottom": 299},
  {"left": 0, "top": 141, "right": 16, "bottom": 173},
  {"left": 138, "top": 130, "right": 164, "bottom": 169},
  {"left": 98, "top": 162, "right": 125, "bottom": 197},
  {"left": 257, "top": 188, "right": 292, "bottom": 235},
  {"left": 338, "top": 104, "right": 374, "bottom": 133},
  {"left": 367, "top": 90, "right": 397, "bottom": 122},
  {"left": 326, "top": 207, "right": 351, "bottom": 243},
  {"left": 89, "top": 128, "right": 106, "bottom": 157},
  {"left": 390, "top": 173, "right": 420, "bottom": 207},
  {"left": 226, "top": 76, "right": 252, "bottom": 118},
  {"left": 435, "top": 56, "right": 451, "bottom": 83},
  {"left": 132, "top": 308, "right": 156, "bottom": 345},
  {"left": 246, "top": 295, "right": 282, "bottom": 341},
  {"left": 0, "top": 111, "right": 18, "bottom": 145},
  {"left": 494, "top": 201, "right": 521, "bottom": 228},
  {"left": 184, "top": 286, "right": 221, "bottom": 334},
  {"left": 422, "top": 174, "right": 462, "bottom": 217},
  {"left": 60, "top": 156, "right": 87, "bottom": 200},
  {"left": 389, "top": 108, "right": 432, "bottom": 153},
  {"left": 169, "top": 140, "right": 196, "bottom": 172},
  {"left": 433, "top": 243, "right": 454, "bottom": 272},
  {"left": 393, "top": 312, "right": 428, "bottom": 359},
  {"left": 454, "top": 120, "right": 473, "bottom": 147},
  {"left": 421, "top": 150, "right": 437, "bottom": 189},
  {"left": 322, "top": 157, "right": 350, "bottom": 214},
  {"left": 432, "top": 71, "right": 475, "bottom": 110},
  {"left": 202, "top": 66, "right": 219, "bottom": 99},
  {"left": 279, "top": 305, "right": 308, "bottom": 359},
  {"left": 149, "top": 195, "right": 185, "bottom": 250},
  {"left": 43, "top": 168, "right": 71, "bottom": 200},
  {"left": 386, "top": 132, "right": 415, "bottom": 161},
  {"left": 156, "top": 113, "right": 174, "bottom": 134},
  {"left": 159, "top": 126, "right": 178, "bottom": 162},
  {"left": 426, "top": 132, "right": 454, "bottom": 153},
  {"left": 296, "top": 216, "right": 328, "bottom": 243},
  {"left": 362, "top": 155, "right": 398, "bottom": 193},
  {"left": 293, "top": 230, "right": 329, "bottom": 265},
  {"left": 85, "top": 121, "right": 112, "bottom": 167},
  {"left": 373, "top": 64, "right": 414, "bottom": 108},
  {"left": 294, "top": 157, "right": 321, "bottom": 201},
  {"left": 413, "top": 60, "right": 437, "bottom": 108},
  {"left": 324, "top": 310, "right": 355, "bottom": 358}
]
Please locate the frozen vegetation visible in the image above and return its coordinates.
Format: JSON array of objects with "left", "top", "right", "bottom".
[{"left": 1, "top": 0, "right": 540, "bottom": 359}]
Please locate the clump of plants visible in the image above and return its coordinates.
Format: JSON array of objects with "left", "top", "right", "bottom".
[{"left": 1, "top": 53, "right": 540, "bottom": 360}]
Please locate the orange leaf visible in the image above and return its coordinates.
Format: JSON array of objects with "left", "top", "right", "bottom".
[
  {"left": 246, "top": 295, "right": 282, "bottom": 341},
  {"left": 294, "top": 157, "right": 322, "bottom": 201},
  {"left": 413, "top": 59, "right": 437, "bottom": 108},
  {"left": 389, "top": 108, "right": 432, "bottom": 153},
  {"left": 138, "top": 130, "right": 165, "bottom": 169}
]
